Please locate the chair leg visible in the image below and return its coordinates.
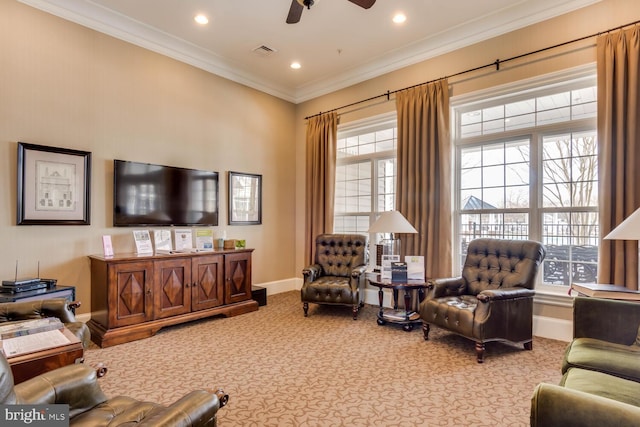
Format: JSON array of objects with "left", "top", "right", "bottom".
[
  {"left": 524, "top": 340, "right": 533, "bottom": 351},
  {"left": 475, "top": 342, "right": 485, "bottom": 363},
  {"left": 303, "top": 302, "right": 309, "bottom": 317},
  {"left": 352, "top": 305, "right": 358, "bottom": 320},
  {"left": 422, "top": 322, "right": 430, "bottom": 341}
]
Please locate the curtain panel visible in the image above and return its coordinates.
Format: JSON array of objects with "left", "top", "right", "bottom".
[
  {"left": 597, "top": 26, "right": 640, "bottom": 289},
  {"left": 305, "top": 112, "right": 338, "bottom": 265},
  {"left": 396, "top": 79, "right": 452, "bottom": 278}
]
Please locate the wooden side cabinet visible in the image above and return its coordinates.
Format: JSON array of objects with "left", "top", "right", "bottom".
[{"left": 88, "top": 249, "right": 257, "bottom": 347}]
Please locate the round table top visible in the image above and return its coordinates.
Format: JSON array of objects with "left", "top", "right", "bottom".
[{"left": 367, "top": 273, "right": 427, "bottom": 289}]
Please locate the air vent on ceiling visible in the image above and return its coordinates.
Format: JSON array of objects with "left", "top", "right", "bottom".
[{"left": 252, "top": 45, "right": 277, "bottom": 57}]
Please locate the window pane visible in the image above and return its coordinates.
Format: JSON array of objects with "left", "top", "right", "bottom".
[{"left": 454, "top": 77, "right": 597, "bottom": 290}]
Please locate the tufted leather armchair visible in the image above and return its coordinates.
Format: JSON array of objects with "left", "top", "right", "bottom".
[
  {"left": 0, "top": 298, "right": 90, "bottom": 349},
  {"left": 0, "top": 350, "right": 228, "bottom": 426},
  {"left": 301, "top": 234, "right": 368, "bottom": 319},
  {"left": 418, "top": 238, "right": 546, "bottom": 362}
]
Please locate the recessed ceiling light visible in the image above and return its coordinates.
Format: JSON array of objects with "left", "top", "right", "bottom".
[
  {"left": 290, "top": 62, "right": 301, "bottom": 70},
  {"left": 194, "top": 14, "right": 209, "bottom": 25},
  {"left": 393, "top": 13, "right": 407, "bottom": 24}
]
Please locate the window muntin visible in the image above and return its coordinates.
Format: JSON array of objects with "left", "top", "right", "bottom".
[
  {"left": 334, "top": 115, "right": 397, "bottom": 235},
  {"left": 454, "top": 71, "right": 598, "bottom": 291}
]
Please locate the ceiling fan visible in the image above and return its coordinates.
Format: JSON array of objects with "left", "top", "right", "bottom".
[{"left": 286, "top": 0, "right": 376, "bottom": 24}]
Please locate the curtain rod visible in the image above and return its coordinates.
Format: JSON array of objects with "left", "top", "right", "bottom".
[{"left": 304, "top": 17, "right": 640, "bottom": 121}]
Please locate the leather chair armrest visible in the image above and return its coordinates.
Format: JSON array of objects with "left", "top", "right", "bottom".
[
  {"left": 351, "top": 264, "right": 367, "bottom": 278},
  {"left": 428, "top": 277, "right": 466, "bottom": 298},
  {"left": 573, "top": 296, "right": 640, "bottom": 345},
  {"left": 14, "top": 364, "right": 107, "bottom": 418},
  {"left": 302, "top": 264, "right": 322, "bottom": 282},
  {"left": 530, "top": 383, "right": 640, "bottom": 427},
  {"left": 477, "top": 287, "right": 535, "bottom": 302},
  {"left": 0, "top": 298, "right": 78, "bottom": 323},
  {"left": 137, "top": 390, "right": 226, "bottom": 426}
]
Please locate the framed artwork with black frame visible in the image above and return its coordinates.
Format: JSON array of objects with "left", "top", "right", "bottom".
[
  {"left": 228, "top": 171, "right": 262, "bottom": 225},
  {"left": 17, "top": 142, "right": 91, "bottom": 225}
]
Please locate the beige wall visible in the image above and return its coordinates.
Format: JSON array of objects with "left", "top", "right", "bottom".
[
  {"left": 294, "top": 0, "right": 640, "bottom": 323},
  {"left": 0, "top": 1, "right": 297, "bottom": 314}
]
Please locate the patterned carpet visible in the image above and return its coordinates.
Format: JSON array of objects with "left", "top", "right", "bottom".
[{"left": 83, "top": 291, "right": 567, "bottom": 426}]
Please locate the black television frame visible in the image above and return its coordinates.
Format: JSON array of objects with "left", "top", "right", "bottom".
[{"left": 113, "top": 159, "right": 219, "bottom": 227}]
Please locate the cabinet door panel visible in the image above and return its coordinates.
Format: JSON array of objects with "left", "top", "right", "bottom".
[
  {"left": 109, "top": 261, "right": 154, "bottom": 327},
  {"left": 225, "top": 252, "right": 252, "bottom": 304},
  {"left": 155, "top": 258, "right": 191, "bottom": 319},
  {"left": 192, "top": 254, "right": 224, "bottom": 311}
]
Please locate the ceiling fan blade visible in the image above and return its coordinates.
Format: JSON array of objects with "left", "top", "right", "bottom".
[
  {"left": 348, "top": 0, "right": 376, "bottom": 9},
  {"left": 286, "top": 0, "right": 304, "bottom": 24}
]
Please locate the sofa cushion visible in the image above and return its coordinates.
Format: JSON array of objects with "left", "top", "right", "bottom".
[
  {"left": 561, "top": 368, "right": 640, "bottom": 407},
  {"left": 563, "top": 337, "right": 640, "bottom": 382}
]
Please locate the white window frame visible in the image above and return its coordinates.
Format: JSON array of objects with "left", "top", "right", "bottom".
[{"left": 451, "top": 65, "right": 598, "bottom": 296}]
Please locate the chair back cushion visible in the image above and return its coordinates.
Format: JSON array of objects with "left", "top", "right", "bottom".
[
  {"left": 462, "top": 238, "right": 546, "bottom": 295},
  {"left": 315, "top": 234, "right": 367, "bottom": 277}
]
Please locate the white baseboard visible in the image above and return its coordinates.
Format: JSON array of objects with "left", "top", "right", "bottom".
[{"left": 533, "top": 315, "right": 572, "bottom": 342}]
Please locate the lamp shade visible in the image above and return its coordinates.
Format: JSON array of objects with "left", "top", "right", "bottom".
[
  {"left": 367, "top": 211, "right": 418, "bottom": 234},
  {"left": 604, "top": 207, "right": 640, "bottom": 240}
]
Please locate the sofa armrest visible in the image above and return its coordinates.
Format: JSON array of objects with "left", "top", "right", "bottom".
[
  {"left": 302, "top": 264, "right": 322, "bottom": 282},
  {"left": 351, "top": 264, "right": 367, "bottom": 278},
  {"left": 427, "top": 277, "right": 466, "bottom": 298},
  {"left": 14, "top": 364, "right": 107, "bottom": 418},
  {"left": 573, "top": 296, "right": 640, "bottom": 345},
  {"left": 138, "top": 389, "right": 226, "bottom": 426},
  {"left": 477, "top": 287, "right": 535, "bottom": 302},
  {"left": 530, "top": 382, "right": 640, "bottom": 427}
]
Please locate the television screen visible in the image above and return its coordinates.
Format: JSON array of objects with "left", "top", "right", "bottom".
[{"left": 113, "top": 160, "right": 219, "bottom": 227}]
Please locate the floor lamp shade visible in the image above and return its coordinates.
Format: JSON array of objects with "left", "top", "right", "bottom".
[{"left": 604, "top": 207, "right": 640, "bottom": 285}]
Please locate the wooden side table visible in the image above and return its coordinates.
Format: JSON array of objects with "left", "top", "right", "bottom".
[
  {"left": 5, "top": 328, "right": 84, "bottom": 384},
  {"left": 368, "top": 274, "right": 427, "bottom": 331}
]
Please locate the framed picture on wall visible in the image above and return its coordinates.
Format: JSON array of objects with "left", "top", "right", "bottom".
[
  {"left": 17, "top": 142, "right": 91, "bottom": 225},
  {"left": 228, "top": 171, "right": 262, "bottom": 225}
]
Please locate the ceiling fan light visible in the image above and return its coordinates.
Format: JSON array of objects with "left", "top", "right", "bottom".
[{"left": 296, "top": 0, "right": 315, "bottom": 8}]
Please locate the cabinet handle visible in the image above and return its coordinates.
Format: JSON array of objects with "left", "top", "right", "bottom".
[{"left": 146, "top": 289, "right": 152, "bottom": 295}]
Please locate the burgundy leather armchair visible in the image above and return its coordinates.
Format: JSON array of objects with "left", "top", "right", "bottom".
[
  {"left": 301, "top": 234, "right": 368, "bottom": 319},
  {"left": 419, "top": 238, "right": 546, "bottom": 362}
]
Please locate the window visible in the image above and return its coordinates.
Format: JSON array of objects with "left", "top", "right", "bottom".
[
  {"left": 334, "top": 113, "right": 397, "bottom": 234},
  {"left": 453, "top": 68, "right": 598, "bottom": 291}
]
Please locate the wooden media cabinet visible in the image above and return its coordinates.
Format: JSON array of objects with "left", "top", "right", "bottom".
[{"left": 88, "top": 249, "right": 258, "bottom": 347}]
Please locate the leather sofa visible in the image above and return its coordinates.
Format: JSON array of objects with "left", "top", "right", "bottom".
[
  {"left": 0, "top": 298, "right": 90, "bottom": 348},
  {"left": 301, "top": 234, "right": 367, "bottom": 319},
  {"left": 419, "top": 238, "right": 546, "bottom": 362},
  {"left": 530, "top": 296, "right": 640, "bottom": 426},
  {"left": 0, "top": 351, "right": 228, "bottom": 426}
]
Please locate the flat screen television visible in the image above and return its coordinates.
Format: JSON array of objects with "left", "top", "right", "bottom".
[{"left": 113, "top": 160, "right": 219, "bottom": 227}]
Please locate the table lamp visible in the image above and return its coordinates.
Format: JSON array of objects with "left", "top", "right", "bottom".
[
  {"left": 604, "top": 207, "right": 640, "bottom": 284},
  {"left": 368, "top": 211, "right": 418, "bottom": 270}
]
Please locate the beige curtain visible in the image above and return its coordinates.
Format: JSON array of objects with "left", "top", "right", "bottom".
[
  {"left": 396, "top": 79, "right": 452, "bottom": 279},
  {"left": 597, "top": 26, "right": 640, "bottom": 289},
  {"left": 305, "top": 112, "right": 338, "bottom": 265}
]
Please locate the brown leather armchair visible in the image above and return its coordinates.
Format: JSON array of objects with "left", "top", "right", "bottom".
[
  {"left": 419, "top": 238, "right": 546, "bottom": 362},
  {"left": 301, "top": 234, "right": 368, "bottom": 319},
  {"left": 0, "top": 351, "right": 228, "bottom": 426},
  {"left": 0, "top": 298, "right": 90, "bottom": 349}
]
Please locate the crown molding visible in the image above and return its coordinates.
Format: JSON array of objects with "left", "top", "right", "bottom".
[{"left": 19, "top": 0, "right": 600, "bottom": 104}]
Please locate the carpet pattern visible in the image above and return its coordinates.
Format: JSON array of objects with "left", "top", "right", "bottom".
[{"left": 83, "top": 291, "right": 566, "bottom": 426}]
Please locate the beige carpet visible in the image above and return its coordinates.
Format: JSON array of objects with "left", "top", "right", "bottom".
[{"left": 83, "top": 291, "right": 566, "bottom": 426}]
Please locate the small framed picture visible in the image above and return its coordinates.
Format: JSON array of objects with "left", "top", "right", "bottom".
[
  {"left": 228, "top": 171, "right": 262, "bottom": 225},
  {"left": 17, "top": 142, "right": 91, "bottom": 225}
]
